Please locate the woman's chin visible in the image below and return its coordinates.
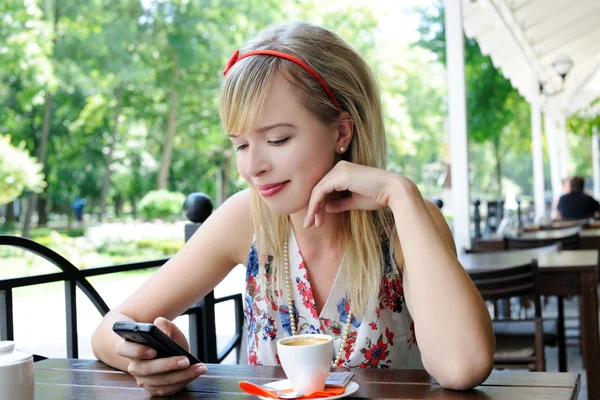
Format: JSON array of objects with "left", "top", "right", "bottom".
[
  {"left": 261, "top": 196, "right": 307, "bottom": 216},
  {"left": 265, "top": 203, "right": 305, "bottom": 216}
]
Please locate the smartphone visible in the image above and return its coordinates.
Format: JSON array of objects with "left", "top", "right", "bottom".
[
  {"left": 325, "top": 371, "right": 355, "bottom": 388},
  {"left": 112, "top": 321, "right": 201, "bottom": 364}
]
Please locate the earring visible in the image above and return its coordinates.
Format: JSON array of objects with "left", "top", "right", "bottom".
[{"left": 340, "top": 147, "right": 346, "bottom": 153}]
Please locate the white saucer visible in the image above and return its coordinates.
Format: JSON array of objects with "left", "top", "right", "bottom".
[{"left": 260, "top": 379, "right": 359, "bottom": 400}]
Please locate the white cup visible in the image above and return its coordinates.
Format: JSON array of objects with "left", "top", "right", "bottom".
[
  {"left": 276, "top": 334, "right": 333, "bottom": 395},
  {"left": 0, "top": 341, "right": 34, "bottom": 400}
]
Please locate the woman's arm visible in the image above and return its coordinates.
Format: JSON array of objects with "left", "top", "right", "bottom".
[
  {"left": 389, "top": 179, "right": 494, "bottom": 390},
  {"left": 303, "top": 161, "right": 494, "bottom": 390},
  {"left": 91, "top": 189, "right": 254, "bottom": 371}
]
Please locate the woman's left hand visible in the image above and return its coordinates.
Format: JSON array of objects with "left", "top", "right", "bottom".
[{"left": 304, "top": 161, "right": 403, "bottom": 228}]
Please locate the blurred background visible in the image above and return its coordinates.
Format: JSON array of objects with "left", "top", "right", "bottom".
[{"left": 1, "top": 0, "right": 599, "bottom": 367}]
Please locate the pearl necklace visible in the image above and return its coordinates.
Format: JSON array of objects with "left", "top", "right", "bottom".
[{"left": 283, "top": 240, "right": 353, "bottom": 368}]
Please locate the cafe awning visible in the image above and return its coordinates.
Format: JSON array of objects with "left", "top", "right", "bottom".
[
  {"left": 462, "top": 0, "right": 600, "bottom": 114},
  {"left": 444, "top": 0, "right": 600, "bottom": 250}
]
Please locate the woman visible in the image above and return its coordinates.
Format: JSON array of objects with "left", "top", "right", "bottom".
[{"left": 92, "top": 22, "right": 494, "bottom": 396}]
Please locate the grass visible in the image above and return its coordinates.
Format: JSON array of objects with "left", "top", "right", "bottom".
[
  {"left": 136, "top": 238, "right": 184, "bottom": 255},
  {"left": 0, "top": 225, "right": 85, "bottom": 238}
]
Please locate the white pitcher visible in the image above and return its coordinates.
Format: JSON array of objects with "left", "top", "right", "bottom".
[{"left": 0, "top": 341, "right": 34, "bottom": 400}]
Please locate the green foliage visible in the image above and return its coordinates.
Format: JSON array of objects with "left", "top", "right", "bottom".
[
  {"left": 137, "top": 238, "right": 183, "bottom": 255},
  {"left": 0, "top": 135, "right": 45, "bottom": 205},
  {"left": 7, "top": 227, "right": 86, "bottom": 249},
  {"left": 564, "top": 99, "right": 600, "bottom": 179},
  {"left": 31, "top": 227, "right": 86, "bottom": 239},
  {"left": 0, "top": 0, "right": 283, "bottom": 218},
  {"left": 412, "top": 0, "right": 532, "bottom": 197},
  {"left": 32, "top": 235, "right": 54, "bottom": 247},
  {"left": 0, "top": 0, "right": 453, "bottom": 222},
  {"left": 567, "top": 98, "right": 600, "bottom": 137},
  {"left": 414, "top": 1, "right": 520, "bottom": 139},
  {"left": 96, "top": 241, "right": 140, "bottom": 257},
  {"left": 138, "top": 190, "right": 186, "bottom": 220}
]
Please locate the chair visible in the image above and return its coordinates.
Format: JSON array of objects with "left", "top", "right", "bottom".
[
  {"left": 470, "top": 260, "right": 546, "bottom": 371},
  {"left": 465, "top": 243, "right": 567, "bottom": 371},
  {"left": 548, "top": 219, "right": 590, "bottom": 230},
  {"left": 504, "top": 233, "right": 578, "bottom": 367},
  {"left": 503, "top": 232, "right": 580, "bottom": 251},
  {"left": 463, "top": 243, "right": 561, "bottom": 254},
  {"left": 524, "top": 219, "right": 590, "bottom": 232},
  {"left": 463, "top": 246, "right": 502, "bottom": 254}
]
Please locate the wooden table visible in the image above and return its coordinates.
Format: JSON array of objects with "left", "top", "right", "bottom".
[
  {"left": 34, "top": 359, "right": 581, "bottom": 399},
  {"left": 474, "top": 227, "right": 582, "bottom": 251},
  {"left": 587, "top": 221, "right": 600, "bottom": 230},
  {"left": 580, "top": 229, "right": 600, "bottom": 252},
  {"left": 518, "top": 227, "right": 582, "bottom": 240},
  {"left": 523, "top": 219, "right": 596, "bottom": 232},
  {"left": 475, "top": 227, "right": 600, "bottom": 253},
  {"left": 459, "top": 249, "right": 599, "bottom": 400}
]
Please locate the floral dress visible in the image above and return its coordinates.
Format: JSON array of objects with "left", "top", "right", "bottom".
[{"left": 244, "top": 228, "right": 423, "bottom": 369}]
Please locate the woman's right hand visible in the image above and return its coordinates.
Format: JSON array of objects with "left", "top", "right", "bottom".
[{"left": 116, "top": 317, "right": 207, "bottom": 396}]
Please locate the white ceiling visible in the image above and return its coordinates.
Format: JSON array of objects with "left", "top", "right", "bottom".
[{"left": 462, "top": 0, "right": 600, "bottom": 115}]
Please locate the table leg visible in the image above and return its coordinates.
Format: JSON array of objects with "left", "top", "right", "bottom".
[
  {"left": 579, "top": 271, "right": 599, "bottom": 400},
  {"left": 557, "top": 296, "right": 567, "bottom": 372}
]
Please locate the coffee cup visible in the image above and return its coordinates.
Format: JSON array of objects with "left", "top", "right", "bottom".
[
  {"left": 0, "top": 341, "right": 34, "bottom": 400},
  {"left": 276, "top": 334, "right": 333, "bottom": 395}
]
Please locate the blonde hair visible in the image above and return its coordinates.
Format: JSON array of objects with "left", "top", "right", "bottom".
[{"left": 219, "top": 22, "right": 394, "bottom": 317}]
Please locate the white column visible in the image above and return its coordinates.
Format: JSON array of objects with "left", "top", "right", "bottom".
[
  {"left": 530, "top": 85, "right": 545, "bottom": 218},
  {"left": 444, "top": 0, "right": 471, "bottom": 251},
  {"left": 593, "top": 126, "right": 600, "bottom": 199},
  {"left": 556, "top": 115, "right": 570, "bottom": 179},
  {"left": 544, "top": 114, "right": 562, "bottom": 202}
]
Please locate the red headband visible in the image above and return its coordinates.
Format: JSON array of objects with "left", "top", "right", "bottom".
[{"left": 223, "top": 49, "right": 342, "bottom": 112}]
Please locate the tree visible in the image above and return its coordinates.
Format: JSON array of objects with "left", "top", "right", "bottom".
[
  {"left": 76, "top": 0, "right": 149, "bottom": 221},
  {"left": 566, "top": 99, "right": 600, "bottom": 179},
  {"left": 1, "top": 0, "right": 456, "bottom": 227},
  {"left": 567, "top": 100, "right": 600, "bottom": 137},
  {"left": 0, "top": 136, "right": 45, "bottom": 205},
  {"left": 145, "top": 0, "right": 283, "bottom": 195},
  {"left": 147, "top": 0, "right": 273, "bottom": 190},
  {"left": 0, "top": 0, "right": 58, "bottom": 235}
]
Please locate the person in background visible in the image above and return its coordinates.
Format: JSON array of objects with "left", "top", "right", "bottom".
[
  {"left": 556, "top": 176, "right": 600, "bottom": 220},
  {"left": 71, "top": 196, "right": 86, "bottom": 225}
]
